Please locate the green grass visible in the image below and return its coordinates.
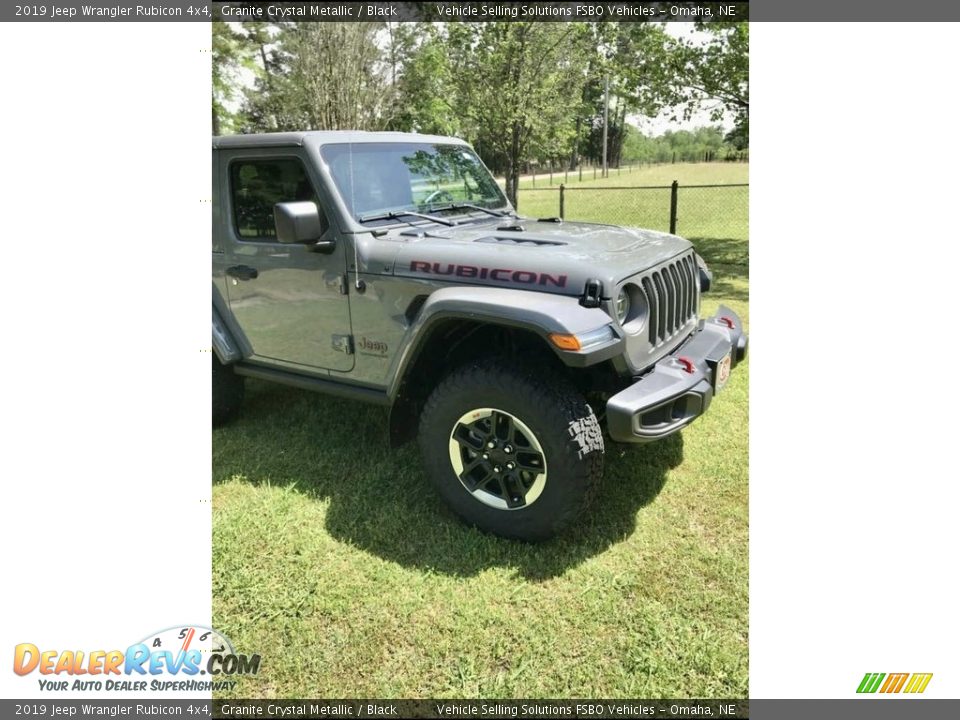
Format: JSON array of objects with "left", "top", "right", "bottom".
[
  {"left": 515, "top": 162, "right": 748, "bottom": 240},
  {"left": 213, "top": 166, "right": 749, "bottom": 698}
]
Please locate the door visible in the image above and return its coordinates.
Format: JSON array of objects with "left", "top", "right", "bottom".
[{"left": 220, "top": 149, "right": 354, "bottom": 372}]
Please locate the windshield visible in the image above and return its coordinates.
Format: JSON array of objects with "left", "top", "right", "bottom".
[{"left": 320, "top": 142, "right": 508, "bottom": 223}]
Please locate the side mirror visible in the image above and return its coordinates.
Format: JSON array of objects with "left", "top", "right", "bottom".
[{"left": 274, "top": 201, "right": 335, "bottom": 253}]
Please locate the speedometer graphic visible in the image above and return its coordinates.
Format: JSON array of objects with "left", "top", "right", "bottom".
[{"left": 137, "top": 625, "right": 236, "bottom": 675}]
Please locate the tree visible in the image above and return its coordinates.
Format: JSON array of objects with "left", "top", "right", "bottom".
[
  {"left": 445, "top": 22, "right": 592, "bottom": 206},
  {"left": 725, "top": 119, "right": 748, "bottom": 151},
  {"left": 212, "top": 23, "right": 256, "bottom": 135},
  {"left": 668, "top": 23, "right": 749, "bottom": 136},
  {"left": 292, "top": 23, "right": 395, "bottom": 129},
  {"left": 577, "top": 23, "right": 675, "bottom": 168},
  {"left": 217, "top": 19, "right": 749, "bottom": 181},
  {"left": 603, "top": 22, "right": 748, "bottom": 151},
  {"left": 386, "top": 24, "right": 461, "bottom": 136},
  {"left": 239, "top": 23, "right": 395, "bottom": 132}
]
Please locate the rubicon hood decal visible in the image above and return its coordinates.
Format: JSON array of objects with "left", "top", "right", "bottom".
[
  {"left": 387, "top": 219, "right": 692, "bottom": 293},
  {"left": 408, "top": 261, "right": 567, "bottom": 288}
]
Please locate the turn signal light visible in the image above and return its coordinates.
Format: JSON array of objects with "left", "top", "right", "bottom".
[
  {"left": 549, "top": 333, "right": 581, "bottom": 351},
  {"left": 549, "top": 326, "right": 617, "bottom": 352}
]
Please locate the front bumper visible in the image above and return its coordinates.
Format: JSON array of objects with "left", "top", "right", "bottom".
[{"left": 606, "top": 305, "right": 748, "bottom": 443}]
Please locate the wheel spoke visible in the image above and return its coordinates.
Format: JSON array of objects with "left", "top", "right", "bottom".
[
  {"left": 460, "top": 455, "right": 484, "bottom": 474},
  {"left": 492, "top": 411, "right": 514, "bottom": 443},
  {"left": 453, "top": 423, "right": 484, "bottom": 451},
  {"left": 515, "top": 450, "right": 545, "bottom": 473},
  {"left": 462, "top": 467, "right": 494, "bottom": 492},
  {"left": 504, "top": 474, "right": 527, "bottom": 508}
]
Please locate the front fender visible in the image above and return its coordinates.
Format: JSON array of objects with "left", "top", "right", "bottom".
[{"left": 386, "top": 286, "right": 623, "bottom": 400}]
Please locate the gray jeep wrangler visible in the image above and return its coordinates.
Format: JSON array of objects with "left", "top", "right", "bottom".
[{"left": 212, "top": 131, "right": 747, "bottom": 541}]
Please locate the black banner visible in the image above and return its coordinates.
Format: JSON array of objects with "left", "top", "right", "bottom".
[
  {"left": 213, "top": 699, "right": 747, "bottom": 718},
  {"left": 5, "top": 699, "right": 960, "bottom": 719},
  {"left": 8, "top": 0, "right": 960, "bottom": 22},
  {"left": 4, "top": 2, "right": 749, "bottom": 23},
  {"left": 213, "top": 2, "right": 748, "bottom": 23}
]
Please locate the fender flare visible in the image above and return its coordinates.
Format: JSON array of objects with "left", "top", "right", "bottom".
[{"left": 386, "top": 286, "right": 623, "bottom": 401}]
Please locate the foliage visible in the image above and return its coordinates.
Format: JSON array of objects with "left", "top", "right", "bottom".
[
  {"left": 621, "top": 125, "right": 733, "bottom": 164},
  {"left": 240, "top": 23, "right": 394, "bottom": 132},
  {"left": 385, "top": 24, "right": 461, "bottom": 136},
  {"left": 443, "top": 22, "right": 593, "bottom": 205},
  {"left": 211, "top": 21, "right": 749, "bottom": 181},
  {"left": 664, "top": 23, "right": 749, "bottom": 132},
  {"left": 212, "top": 23, "right": 255, "bottom": 135}
]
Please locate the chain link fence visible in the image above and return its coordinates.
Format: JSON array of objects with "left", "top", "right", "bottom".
[{"left": 516, "top": 182, "right": 748, "bottom": 241}]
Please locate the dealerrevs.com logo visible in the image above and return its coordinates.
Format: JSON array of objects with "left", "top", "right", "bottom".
[
  {"left": 13, "top": 625, "right": 260, "bottom": 692},
  {"left": 857, "top": 672, "right": 933, "bottom": 694}
]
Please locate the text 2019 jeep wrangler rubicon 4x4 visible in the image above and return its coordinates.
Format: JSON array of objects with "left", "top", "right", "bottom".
[{"left": 212, "top": 131, "right": 747, "bottom": 541}]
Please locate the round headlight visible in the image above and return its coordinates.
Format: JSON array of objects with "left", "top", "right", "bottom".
[{"left": 616, "top": 288, "right": 631, "bottom": 324}]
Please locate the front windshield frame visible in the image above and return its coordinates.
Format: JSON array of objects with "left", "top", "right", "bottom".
[{"left": 319, "top": 142, "right": 509, "bottom": 226}]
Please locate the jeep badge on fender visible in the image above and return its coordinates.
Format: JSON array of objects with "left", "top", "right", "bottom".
[{"left": 212, "top": 131, "right": 747, "bottom": 542}]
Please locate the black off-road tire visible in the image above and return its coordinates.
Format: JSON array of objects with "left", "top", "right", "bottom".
[
  {"left": 419, "top": 359, "right": 604, "bottom": 541},
  {"left": 213, "top": 356, "right": 245, "bottom": 426}
]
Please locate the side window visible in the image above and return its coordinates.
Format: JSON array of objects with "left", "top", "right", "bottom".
[{"left": 230, "top": 158, "right": 327, "bottom": 241}]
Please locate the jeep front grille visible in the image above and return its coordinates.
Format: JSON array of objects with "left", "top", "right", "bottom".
[{"left": 640, "top": 253, "right": 699, "bottom": 345}]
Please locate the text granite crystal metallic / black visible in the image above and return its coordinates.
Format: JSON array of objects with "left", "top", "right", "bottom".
[{"left": 212, "top": 131, "right": 747, "bottom": 541}]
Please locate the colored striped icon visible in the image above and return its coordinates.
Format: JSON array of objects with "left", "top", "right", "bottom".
[{"left": 857, "top": 672, "right": 932, "bottom": 694}]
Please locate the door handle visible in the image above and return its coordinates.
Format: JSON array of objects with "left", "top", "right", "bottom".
[{"left": 227, "top": 265, "right": 259, "bottom": 281}]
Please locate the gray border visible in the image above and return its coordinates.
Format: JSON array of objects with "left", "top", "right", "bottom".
[{"left": 751, "top": 699, "right": 960, "bottom": 719}]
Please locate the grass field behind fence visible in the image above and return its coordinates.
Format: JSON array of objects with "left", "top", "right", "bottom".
[
  {"left": 213, "top": 162, "right": 749, "bottom": 699},
  {"left": 515, "top": 163, "right": 749, "bottom": 240}
]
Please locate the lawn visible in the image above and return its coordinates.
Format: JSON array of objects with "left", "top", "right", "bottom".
[
  {"left": 514, "top": 162, "right": 748, "bottom": 240},
  {"left": 212, "top": 162, "right": 749, "bottom": 699}
]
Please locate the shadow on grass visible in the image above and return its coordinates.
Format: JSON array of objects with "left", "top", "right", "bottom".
[
  {"left": 688, "top": 237, "right": 749, "bottom": 304},
  {"left": 213, "top": 382, "right": 684, "bottom": 581}
]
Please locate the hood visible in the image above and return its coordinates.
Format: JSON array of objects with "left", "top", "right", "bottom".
[{"left": 380, "top": 218, "right": 693, "bottom": 297}]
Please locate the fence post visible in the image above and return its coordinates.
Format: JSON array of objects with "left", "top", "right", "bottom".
[
  {"left": 559, "top": 184, "right": 565, "bottom": 219},
  {"left": 669, "top": 180, "right": 678, "bottom": 235}
]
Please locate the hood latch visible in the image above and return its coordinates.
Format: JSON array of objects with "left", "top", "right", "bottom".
[{"left": 580, "top": 278, "right": 603, "bottom": 308}]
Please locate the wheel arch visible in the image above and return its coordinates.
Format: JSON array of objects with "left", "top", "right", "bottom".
[{"left": 386, "top": 287, "right": 619, "bottom": 447}]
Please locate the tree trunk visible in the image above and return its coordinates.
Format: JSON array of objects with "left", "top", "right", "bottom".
[
  {"left": 212, "top": 105, "right": 221, "bottom": 136},
  {"left": 569, "top": 116, "right": 580, "bottom": 171},
  {"left": 613, "top": 103, "right": 627, "bottom": 167},
  {"left": 507, "top": 123, "right": 522, "bottom": 208}
]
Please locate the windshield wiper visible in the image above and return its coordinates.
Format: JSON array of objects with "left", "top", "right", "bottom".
[
  {"left": 426, "top": 202, "right": 512, "bottom": 218},
  {"left": 357, "top": 209, "right": 456, "bottom": 227}
]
